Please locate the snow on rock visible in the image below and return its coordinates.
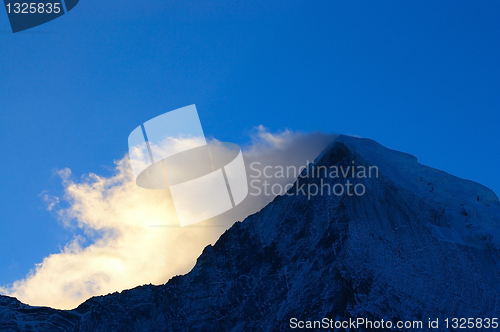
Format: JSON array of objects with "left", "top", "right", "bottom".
[{"left": 1, "top": 135, "right": 499, "bottom": 331}]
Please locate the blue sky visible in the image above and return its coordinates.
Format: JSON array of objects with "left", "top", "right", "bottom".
[{"left": 0, "top": 0, "right": 499, "bottom": 286}]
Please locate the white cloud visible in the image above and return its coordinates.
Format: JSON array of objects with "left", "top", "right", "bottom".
[{"left": 0, "top": 127, "right": 337, "bottom": 309}]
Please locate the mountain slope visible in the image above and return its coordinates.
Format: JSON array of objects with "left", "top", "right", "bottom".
[{"left": 2, "top": 135, "right": 500, "bottom": 331}]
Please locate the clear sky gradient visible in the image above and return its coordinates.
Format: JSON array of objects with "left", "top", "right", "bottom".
[{"left": 0, "top": 1, "right": 499, "bottom": 285}]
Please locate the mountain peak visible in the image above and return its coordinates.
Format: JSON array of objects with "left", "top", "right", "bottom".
[
  {"left": 2, "top": 136, "right": 500, "bottom": 331},
  {"left": 327, "top": 135, "right": 498, "bottom": 204}
]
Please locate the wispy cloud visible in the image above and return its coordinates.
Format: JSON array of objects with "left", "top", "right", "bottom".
[{"left": 1, "top": 127, "right": 337, "bottom": 309}]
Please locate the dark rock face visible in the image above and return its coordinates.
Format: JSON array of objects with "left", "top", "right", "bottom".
[
  {"left": 1, "top": 136, "right": 500, "bottom": 331},
  {"left": 0, "top": 295, "right": 79, "bottom": 331}
]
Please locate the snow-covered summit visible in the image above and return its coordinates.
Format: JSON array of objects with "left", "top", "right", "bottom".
[
  {"left": 331, "top": 135, "right": 500, "bottom": 250},
  {"left": 335, "top": 135, "right": 498, "bottom": 204},
  {"left": 1, "top": 135, "right": 500, "bottom": 331}
]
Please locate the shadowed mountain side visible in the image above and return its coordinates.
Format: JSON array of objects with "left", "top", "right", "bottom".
[{"left": 1, "top": 135, "right": 499, "bottom": 331}]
